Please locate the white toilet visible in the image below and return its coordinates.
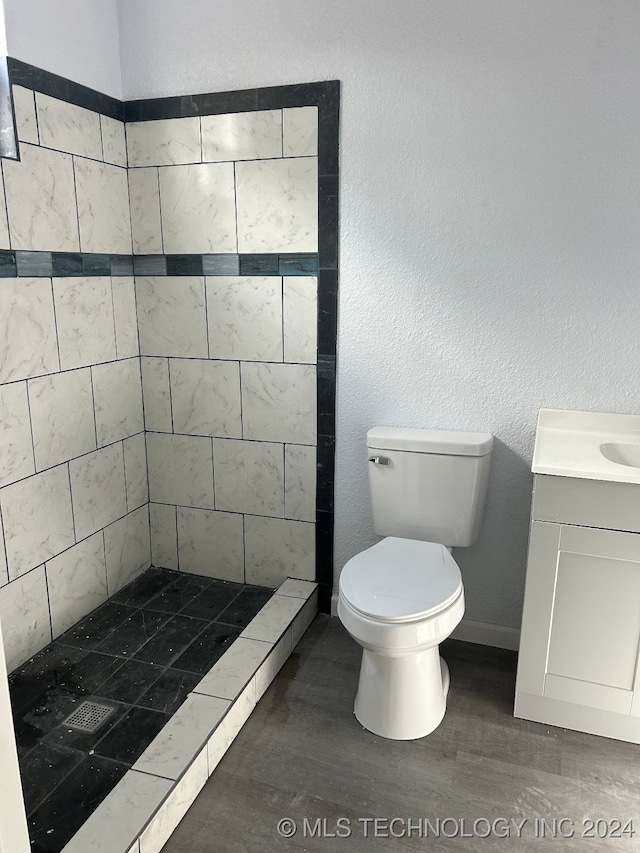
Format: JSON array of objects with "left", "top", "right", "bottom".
[{"left": 338, "top": 426, "right": 493, "bottom": 740}]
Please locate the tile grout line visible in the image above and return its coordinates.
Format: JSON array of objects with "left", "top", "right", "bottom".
[{"left": 70, "top": 154, "right": 82, "bottom": 252}]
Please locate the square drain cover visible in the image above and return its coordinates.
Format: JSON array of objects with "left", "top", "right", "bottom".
[{"left": 63, "top": 700, "right": 115, "bottom": 733}]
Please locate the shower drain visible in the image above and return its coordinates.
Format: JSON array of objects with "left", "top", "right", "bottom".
[{"left": 63, "top": 700, "right": 115, "bottom": 733}]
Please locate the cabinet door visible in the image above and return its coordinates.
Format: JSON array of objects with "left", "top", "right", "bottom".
[{"left": 517, "top": 521, "right": 640, "bottom": 715}]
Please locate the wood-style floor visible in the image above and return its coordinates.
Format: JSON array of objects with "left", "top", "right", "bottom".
[{"left": 163, "top": 615, "right": 640, "bottom": 852}]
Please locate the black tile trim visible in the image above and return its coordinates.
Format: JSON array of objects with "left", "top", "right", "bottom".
[
  {"left": 0, "top": 251, "right": 320, "bottom": 278},
  {"left": 0, "top": 250, "right": 17, "bottom": 277},
  {"left": 7, "top": 58, "right": 124, "bottom": 122}
]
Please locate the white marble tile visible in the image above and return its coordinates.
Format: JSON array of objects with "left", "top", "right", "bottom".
[
  {"left": 283, "top": 276, "right": 317, "bottom": 364},
  {"left": 207, "top": 680, "right": 256, "bottom": 774},
  {"left": 0, "top": 169, "right": 9, "bottom": 249},
  {"left": 134, "top": 693, "right": 230, "bottom": 780},
  {"left": 136, "top": 277, "right": 208, "bottom": 359},
  {"left": 75, "top": 157, "right": 133, "bottom": 254},
  {"left": 29, "top": 368, "right": 96, "bottom": 471},
  {"left": 53, "top": 277, "right": 116, "bottom": 370},
  {"left": 36, "top": 93, "right": 103, "bottom": 159},
  {"left": 236, "top": 157, "right": 317, "bottom": 253},
  {"left": 201, "top": 110, "right": 282, "bottom": 162},
  {"left": 206, "top": 276, "right": 283, "bottom": 362},
  {"left": 291, "top": 588, "right": 319, "bottom": 649},
  {"left": 12, "top": 86, "right": 39, "bottom": 144},
  {"left": 126, "top": 117, "right": 201, "bottom": 167},
  {"left": 0, "top": 382, "right": 34, "bottom": 487},
  {"left": 214, "top": 438, "right": 284, "bottom": 517},
  {"left": 138, "top": 748, "right": 208, "bottom": 853},
  {"left": 150, "top": 503, "right": 178, "bottom": 570},
  {"left": 195, "top": 637, "right": 271, "bottom": 701},
  {"left": 177, "top": 507, "right": 243, "bottom": 580},
  {"left": 255, "top": 629, "right": 292, "bottom": 700},
  {"left": 240, "top": 591, "right": 306, "bottom": 644},
  {"left": 147, "top": 433, "right": 213, "bottom": 509},
  {"left": 283, "top": 107, "right": 318, "bottom": 157},
  {"left": 0, "top": 278, "right": 59, "bottom": 383},
  {"left": 61, "top": 769, "right": 172, "bottom": 853},
  {"left": 92, "top": 358, "right": 144, "bottom": 446},
  {"left": 276, "top": 578, "right": 318, "bottom": 600},
  {"left": 284, "top": 443, "right": 316, "bottom": 522},
  {"left": 112, "top": 278, "right": 139, "bottom": 359},
  {"left": 241, "top": 362, "right": 317, "bottom": 444},
  {"left": 0, "top": 466, "right": 74, "bottom": 579},
  {"left": 101, "top": 115, "right": 127, "bottom": 167},
  {"left": 124, "top": 433, "right": 148, "bottom": 511},
  {"left": 170, "top": 359, "right": 241, "bottom": 438},
  {"left": 0, "top": 565, "right": 51, "bottom": 670},
  {"left": 245, "top": 516, "right": 315, "bottom": 588},
  {"left": 141, "top": 358, "right": 172, "bottom": 432},
  {"left": 69, "top": 443, "right": 127, "bottom": 541},
  {"left": 3, "top": 143, "right": 79, "bottom": 251},
  {"left": 104, "top": 505, "right": 151, "bottom": 595},
  {"left": 46, "top": 531, "right": 107, "bottom": 638},
  {"left": 159, "top": 162, "right": 237, "bottom": 253},
  {"left": 128, "top": 167, "right": 162, "bottom": 254}
]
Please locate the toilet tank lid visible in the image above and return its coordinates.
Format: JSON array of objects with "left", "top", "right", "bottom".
[{"left": 367, "top": 427, "right": 493, "bottom": 456}]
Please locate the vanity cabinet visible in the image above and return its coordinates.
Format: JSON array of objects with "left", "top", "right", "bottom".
[{"left": 515, "top": 473, "right": 640, "bottom": 743}]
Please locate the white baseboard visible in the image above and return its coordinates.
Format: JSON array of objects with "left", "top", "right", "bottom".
[
  {"left": 450, "top": 618, "right": 520, "bottom": 651},
  {"left": 330, "top": 594, "right": 519, "bottom": 651}
]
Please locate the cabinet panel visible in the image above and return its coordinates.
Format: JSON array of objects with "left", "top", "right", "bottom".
[
  {"left": 544, "top": 674, "right": 632, "bottom": 715},
  {"left": 546, "top": 550, "right": 640, "bottom": 690},
  {"left": 533, "top": 474, "right": 640, "bottom": 534},
  {"left": 515, "top": 521, "right": 561, "bottom": 695},
  {"left": 516, "top": 521, "right": 640, "bottom": 717}
]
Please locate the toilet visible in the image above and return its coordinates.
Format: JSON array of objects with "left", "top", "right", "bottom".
[{"left": 338, "top": 426, "right": 493, "bottom": 740}]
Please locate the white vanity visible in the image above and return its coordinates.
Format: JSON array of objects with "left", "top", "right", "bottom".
[{"left": 515, "top": 409, "right": 640, "bottom": 743}]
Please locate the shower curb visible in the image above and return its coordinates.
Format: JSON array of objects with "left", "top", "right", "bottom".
[{"left": 60, "top": 578, "right": 318, "bottom": 853}]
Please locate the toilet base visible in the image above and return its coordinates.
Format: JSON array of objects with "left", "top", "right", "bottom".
[{"left": 354, "top": 646, "right": 450, "bottom": 740}]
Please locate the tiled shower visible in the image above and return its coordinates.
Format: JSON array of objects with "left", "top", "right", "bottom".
[{"left": 0, "top": 60, "right": 338, "bottom": 853}]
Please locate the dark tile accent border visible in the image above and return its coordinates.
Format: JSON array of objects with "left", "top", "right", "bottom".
[
  {"left": 0, "top": 250, "right": 17, "bottom": 277},
  {"left": 1, "top": 251, "right": 319, "bottom": 279},
  {"left": 7, "top": 58, "right": 124, "bottom": 121},
  {"left": 239, "top": 254, "right": 279, "bottom": 276}
]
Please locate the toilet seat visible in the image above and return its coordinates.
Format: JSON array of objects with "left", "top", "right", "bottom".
[{"left": 339, "top": 537, "right": 462, "bottom": 624}]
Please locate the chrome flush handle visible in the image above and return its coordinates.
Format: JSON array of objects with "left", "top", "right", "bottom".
[{"left": 368, "top": 456, "right": 390, "bottom": 465}]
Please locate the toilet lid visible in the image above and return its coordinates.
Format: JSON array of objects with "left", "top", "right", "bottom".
[{"left": 339, "top": 537, "right": 462, "bottom": 622}]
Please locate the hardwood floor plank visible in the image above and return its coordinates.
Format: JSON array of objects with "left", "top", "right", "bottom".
[{"left": 162, "top": 615, "right": 640, "bottom": 853}]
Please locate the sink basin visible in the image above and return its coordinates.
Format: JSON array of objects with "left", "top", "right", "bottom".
[
  {"left": 532, "top": 409, "right": 640, "bottom": 485},
  {"left": 600, "top": 442, "right": 640, "bottom": 468}
]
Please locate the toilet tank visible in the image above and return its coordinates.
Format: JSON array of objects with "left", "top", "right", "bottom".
[{"left": 367, "top": 427, "right": 493, "bottom": 547}]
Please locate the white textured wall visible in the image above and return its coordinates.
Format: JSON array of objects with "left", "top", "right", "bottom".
[
  {"left": 93, "top": 2, "right": 640, "bottom": 626},
  {"left": 4, "top": 0, "right": 122, "bottom": 97}
]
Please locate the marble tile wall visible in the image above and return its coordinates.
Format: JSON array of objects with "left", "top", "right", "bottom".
[
  {"left": 0, "top": 275, "right": 149, "bottom": 670},
  {"left": 0, "top": 79, "right": 331, "bottom": 667},
  {"left": 0, "top": 85, "right": 147, "bottom": 672},
  {"left": 4, "top": 86, "right": 131, "bottom": 254},
  {"left": 140, "top": 273, "right": 318, "bottom": 588},
  {"left": 126, "top": 108, "right": 318, "bottom": 256},
  {"left": 129, "top": 108, "right": 320, "bottom": 591}
]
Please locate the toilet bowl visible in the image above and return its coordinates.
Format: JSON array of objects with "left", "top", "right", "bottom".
[
  {"left": 337, "top": 426, "right": 493, "bottom": 741},
  {"left": 338, "top": 537, "right": 464, "bottom": 740}
]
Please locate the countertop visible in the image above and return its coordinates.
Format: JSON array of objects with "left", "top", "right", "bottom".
[{"left": 532, "top": 408, "right": 640, "bottom": 485}]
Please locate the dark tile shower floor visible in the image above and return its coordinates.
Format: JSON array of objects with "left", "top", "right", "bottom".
[{"left": 8, "top": 567, "right": 274, "bottom": 853}]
